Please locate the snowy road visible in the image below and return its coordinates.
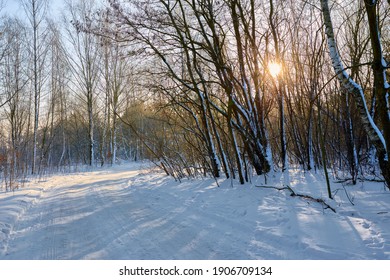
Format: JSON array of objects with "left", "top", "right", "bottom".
[{"left": 0, "top": 163, "right": 389, "bottom": 259}]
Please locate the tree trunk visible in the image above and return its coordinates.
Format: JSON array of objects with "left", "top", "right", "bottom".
[
  {"left": 88, "top": 96, "right": 94, "bottom": 166},
  {"left": 32, "top": 0, "right": 39, "bottom": 175},
  {"left": 317, "top": 98, "right": 332, "bottom": 199},
  {"left": 343, "top": 93, "right": 359, "bottom": 184},
  {"left": 307, "top": 102, "right": 315, "bottom": 171},
  {"left": 364, "top": 0, "right": 390, "bottom": 187},
  {"left": 321, "top": 0, "right": 390, "bottom": 188},
  {"left": 269, "top": 0, "right": 287, "bottom": 172},
  {"left": 279, "top": 87, "right": 287, "bottom": 172},
  {"left": 112, "top": 113, "right": 117, "bottom": 165}
]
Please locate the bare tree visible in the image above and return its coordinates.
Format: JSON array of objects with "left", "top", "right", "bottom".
[
  {"left": 21, "top": 0, "right": 49, "bottom": 174},
  {"left": 65, "top": 0, "right": 101, "bottom": 166},
  {"left": 39, "top": 21, "right": 71, "bottom": 171},
  {"left": 268, "top": 0, "right": 287, "bottom": 171},
  {"left": 99, "top": 28, "right": 129, "bottom": 166},
  {"left": 0, "top": 17, "right": 30, "bottom": 189}
]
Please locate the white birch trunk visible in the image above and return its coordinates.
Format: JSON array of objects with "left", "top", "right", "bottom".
[
  {"left": 321, "top": 0, "right": 389, "bottom": 187},
  {"left": 321, "top": 0, "right": 386, "bottom": 155}
]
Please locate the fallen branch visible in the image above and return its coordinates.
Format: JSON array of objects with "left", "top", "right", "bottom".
[
  {"left": 291, "top": 193, "right": 336, "bottom": 213},
  {"left": 256, "top": 184, "right": 336, "bottom": 213},
  {"left": 254, "top": 185, "right": 292, "bottom": 192}
]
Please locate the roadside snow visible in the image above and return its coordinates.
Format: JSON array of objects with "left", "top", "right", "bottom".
[{"left": 0, "top": 162, "right": 389, "bottom": 259}]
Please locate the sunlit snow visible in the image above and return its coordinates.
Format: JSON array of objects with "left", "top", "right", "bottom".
[{"left": 0, "top": 162, "right": 389, "bottom": 260}]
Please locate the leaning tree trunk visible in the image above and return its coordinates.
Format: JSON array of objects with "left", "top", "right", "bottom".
[
  {"left": 321, "top": 0, "right": 390, "bottom": 188},
  {"left": 363, "top": 0, "right": 390, "bottom": 187}
]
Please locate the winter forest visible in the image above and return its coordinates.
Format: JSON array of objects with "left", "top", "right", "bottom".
[
  {"left": 2, "top": 0, "right": 389, "bottom": 191},
  {"left": 0, "top": 0, "right": 389, "bottom": 261}
]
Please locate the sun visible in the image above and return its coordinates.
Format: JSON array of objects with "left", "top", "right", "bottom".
[{"left": 268, "top": 62, "right": 282, "bottom": 78}]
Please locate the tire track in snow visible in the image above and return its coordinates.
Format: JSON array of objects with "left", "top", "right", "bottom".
[
  {"left": 2, "top": 169, "right": 140, "bottom": 259},
  {"left": 4, "top": 185, "right": 72, "bottom": 259},
  {"left": 81, "top": 174, "right": 257, "bottom": 259}
]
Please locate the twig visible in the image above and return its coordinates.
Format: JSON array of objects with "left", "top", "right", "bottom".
[
  {"left": 256, "top": 184, "right": 336, "bottom": 213},
  {"left": 341, "top": 184, "right": 355, "bottom": 206}
]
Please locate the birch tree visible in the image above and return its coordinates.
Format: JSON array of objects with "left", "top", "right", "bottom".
[
  {"left": 21, "top": 0, "right": 49, "bottom": 175},
  {"left": 65, "top": 0, "right": 100, "bottom": 166},
  {"left": 321, "top": 0, "right": 390, "bottom": 188},
  {"left": 45, "top": 22, "right": 70, "bottom": 170},
  {"left": 100, "top": 31, "right": 129, "bottom": 166}
]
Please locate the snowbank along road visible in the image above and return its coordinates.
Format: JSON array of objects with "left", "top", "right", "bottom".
[{"left": 0, "top": 163, "right": 389, "bottom": 259}]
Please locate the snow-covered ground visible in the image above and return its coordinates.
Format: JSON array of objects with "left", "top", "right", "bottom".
[{"left": 0, "top": 162, "right": 389, "bottom": 259}]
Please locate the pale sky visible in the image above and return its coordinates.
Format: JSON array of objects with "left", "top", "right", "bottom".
[{"left": 1, "top": 0, "right": 65, "bottom": 18}]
